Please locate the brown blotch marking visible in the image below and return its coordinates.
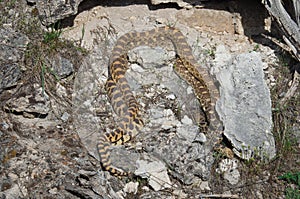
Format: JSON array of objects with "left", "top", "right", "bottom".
[{"left": 113, "top": 45, "right": 124, "bottom": 53}]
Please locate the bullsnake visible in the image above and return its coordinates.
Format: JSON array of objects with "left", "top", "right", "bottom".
[{"left": 97, "top": 26, "right": 223, "bottom": 176}]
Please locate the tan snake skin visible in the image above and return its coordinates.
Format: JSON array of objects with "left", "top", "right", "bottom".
[{"left": 97, "top": 26, "right": 223, "bottom": 176}]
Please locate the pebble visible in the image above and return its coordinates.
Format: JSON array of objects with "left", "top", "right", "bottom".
[{"left": 123, "top": 181, "right": 139, "bottom": 194}]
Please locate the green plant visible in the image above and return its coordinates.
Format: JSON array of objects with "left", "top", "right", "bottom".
[
  {"left": 79, "top": 23, "right": 85, "bottom": 46},
  {"left": 285, "top": 187, "right": 300, "bottom": 199},
  {"left": 279, "top": 172, "right": 300, "bottom": 186},
  {"left": 165, "top": 20, "right": 177, "bottom": 28},
  {"left": 279, "top": 172, "right": 300, "bottom": 199},
  {"left": 204, "top": 47, "right": 216, "bottom": 58},
  {"left": 43, "top": 26, "right": 62, "bottom": 43},
  {"left": 40, "top": 63, "right": 46, "bottom": 96},
  {"left": 253, "top": 44, "right": 260, "bottom": 51}
]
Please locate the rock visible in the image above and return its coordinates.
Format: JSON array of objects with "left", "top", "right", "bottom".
[
  {"left": 172, "top": 189, "right": 188, "bottom": 198},
  {"left": 1, "top": 184, "right": 23, "bottom": 199},
  {"left": 0, "top": 27, "right": 29, "bottom": 63},
  {"left": 128, "top": 46, "right": 172, "bottom": 69},
  {"left": 123, "top": 181, "right": 139, "bottom": 194},
  {"left": 215, "top": 47, "right": 276, "bottom": 160},
  {"left": 135, "top": 159, "right": 172, "bottom": 191},
  {"left": 61, "top": 112, "right": 70, "bottom": 122},
  {"left": 109, "top": 146, "right": 140, "bottom": 174},
  {"left": 56, "top": 83, "right": 68, "bottom": 97},
  {"left": 216, "top": 159, "right": 240, "bottom": 185},
  {"left": 4, "top": 83, "right": 50, "bottom": 117},
  {"left": 224, "top": 169, "right": 240, "bottom": 185},
  {"left": 0, "top": 27, "right": 29, "bottom": 93},
  {"left": 30, "top": 0, "right": 84, "bottom": 26},
  {"left": 0, "top": 64, "right": 22, "bottom": 93},
  {"left": 181, "top": 115, "right": 193, "bottom": 125},
  {"left": 50, "top": 55, "right": 74, "bottom": 79},
  {"left": 199, "top": 181, "right": 211, "bottom": 191},
  {"left": 1, "top": 121, "right": 10, "bottom": 130},
  {"left": 65, "top": 184, "right": 101, "bottom": 199},
  {"left": 176, "top": 122, "right": 199, "bottom": 142}
]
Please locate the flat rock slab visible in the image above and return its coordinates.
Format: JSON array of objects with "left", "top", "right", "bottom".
[{"left": 215, "top": 46, "right": 275, "bottom": 160}]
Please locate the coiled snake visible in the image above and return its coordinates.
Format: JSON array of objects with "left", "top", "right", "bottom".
[{"left": 97, "top": 26, "right": 223, "bottom": 176}]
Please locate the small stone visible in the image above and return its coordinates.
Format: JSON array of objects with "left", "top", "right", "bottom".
[
  {"left": 49, "top": 187, "right": 58, "bottom": 194},
  {"left": 135, "top": 160, "right": 172, "bottom": 191},
  {"left": 123, "top": 181, "right": 139, "bottom": 194},
  {"left": 199, "top": 181, "right": 211, "bottom": 191},
  {"left": 1, "top": 121, "right": 9, "bottom": 130},
  {"left": 141, "top": 186, "right": 150, "bottom": 192},
  {"left": 224, "top": 169, "right": 240, "bottom": 185},
  {"left": 181, "top": 115, "right": 193, "bottom": 125},
  {"left": 193, "top": 132, "right": 207, "bottom": 143},
  {"left": 130, "top": 64, "right": 145, "bottom": 73},
  {"left": 61, "top": 112, "right": 70, "bottom": 122},
  {"left": 166, "top": 93, "right": 176, "bottom": 100},
  {"left": 135, "top": 142, "right": 143, "bottom": 150},
  {"left": 51, "top": 56, "right": 74, "bottom": 79},
  {"left": 217, "top": 159, "right": 240, "bottom": 185},
  {"left": 177, "top": 124, "right": 199, "bottom": 142},
  {"left": 172, "top": 189, "right": 187, "bottom": 198},
  {"left": 7, "top": 173, "right": 18, "bottom": 182},
  {"left": 56, "top": 83, "right": 68, "bottom": 98},
  {"left": 187, "top": 86, "right": 193, "bottom": 95}
]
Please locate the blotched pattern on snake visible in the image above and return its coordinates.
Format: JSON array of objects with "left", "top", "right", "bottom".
[{"left": 97, "top": 26, "right": 223, "bottom": 176}]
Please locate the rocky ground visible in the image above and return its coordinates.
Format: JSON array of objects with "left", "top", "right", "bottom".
[{"left": 0, "top": 0, "right": 299, "bottom": 198}]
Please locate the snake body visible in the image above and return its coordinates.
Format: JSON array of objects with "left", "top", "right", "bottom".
[{"left": 97, "top": 26, "right": 222, "bottom": 176}]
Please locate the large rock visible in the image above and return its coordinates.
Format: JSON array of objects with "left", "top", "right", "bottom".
[
  {"left": 27, "top": 0, "right": 84, "bottom": 26},
  {"left": 215, "top": 45, "right": 276, "bottom": 160}
]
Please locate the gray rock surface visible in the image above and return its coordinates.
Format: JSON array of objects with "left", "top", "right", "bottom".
[
  {"left": 216, "top": 158, "right": 240, "bottom": 185},
  {"left": 4, "top": 83, "right": 50, "bottom": 118},
  {"left": 215, "top": 46, "right": 275, "bottom": 160},
  {"left": 0, "top": 28, "right": 29, "bottom": 93},
  {"left": 50, "top": 54, "right": 74, "bottom": 79},
  {"left": 135, "top": 159, "right": 172, "bottom": 191},
  {"left": 28, "top": 0, "right": 84, "bottom": 26},
  {"left": 0, "top": 63, "right": 22, "bottom": 93},
  {"left": 73, "top": 43, "right": 214, "bottom": 186}
]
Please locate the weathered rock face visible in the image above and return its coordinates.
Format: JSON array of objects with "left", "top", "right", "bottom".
[
  {"left": 73, "top": 45, "right": 210, "bottom": 186},
  {"left": 0, "top": 28, "right": 29, "bottom": 93},
  {"left": 4, "top": 83, "right": 50, "bottom": 118},
  {"left": 49, "top": 54, "right": 74, "bottom": 79},
  {"left": 27, "top": 0, "right": 84, "bottom": 26},
  {"left": 215, "top": 46, "right": 275, "bottom": 160}
]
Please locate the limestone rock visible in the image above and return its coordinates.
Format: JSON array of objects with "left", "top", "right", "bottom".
[
  {"left": 135, "top": 159, "right": 172, "bottom": 191},
  {"left": 4, "top": 83, "right": 50, "bottom": 117},
  {"left": 49, "top": 54, "right": 74, "bottom": 79},
  {"left": 28, "top": 0, "right": 84, "bottom": 26},
  {"left": 215, "top": 46, "right": 275, "bottom": 160},
  {"left": 0, "top": 28, "right": 29, "bottom": 93}
]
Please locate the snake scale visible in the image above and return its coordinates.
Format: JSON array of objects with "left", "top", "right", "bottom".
[{"left": 97, "top": 26, "right": 223, "bottom": 176}]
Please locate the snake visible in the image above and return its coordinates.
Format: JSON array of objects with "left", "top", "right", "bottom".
[{"left": 97, "top": 26, "right": 223, "bottom": 176}]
